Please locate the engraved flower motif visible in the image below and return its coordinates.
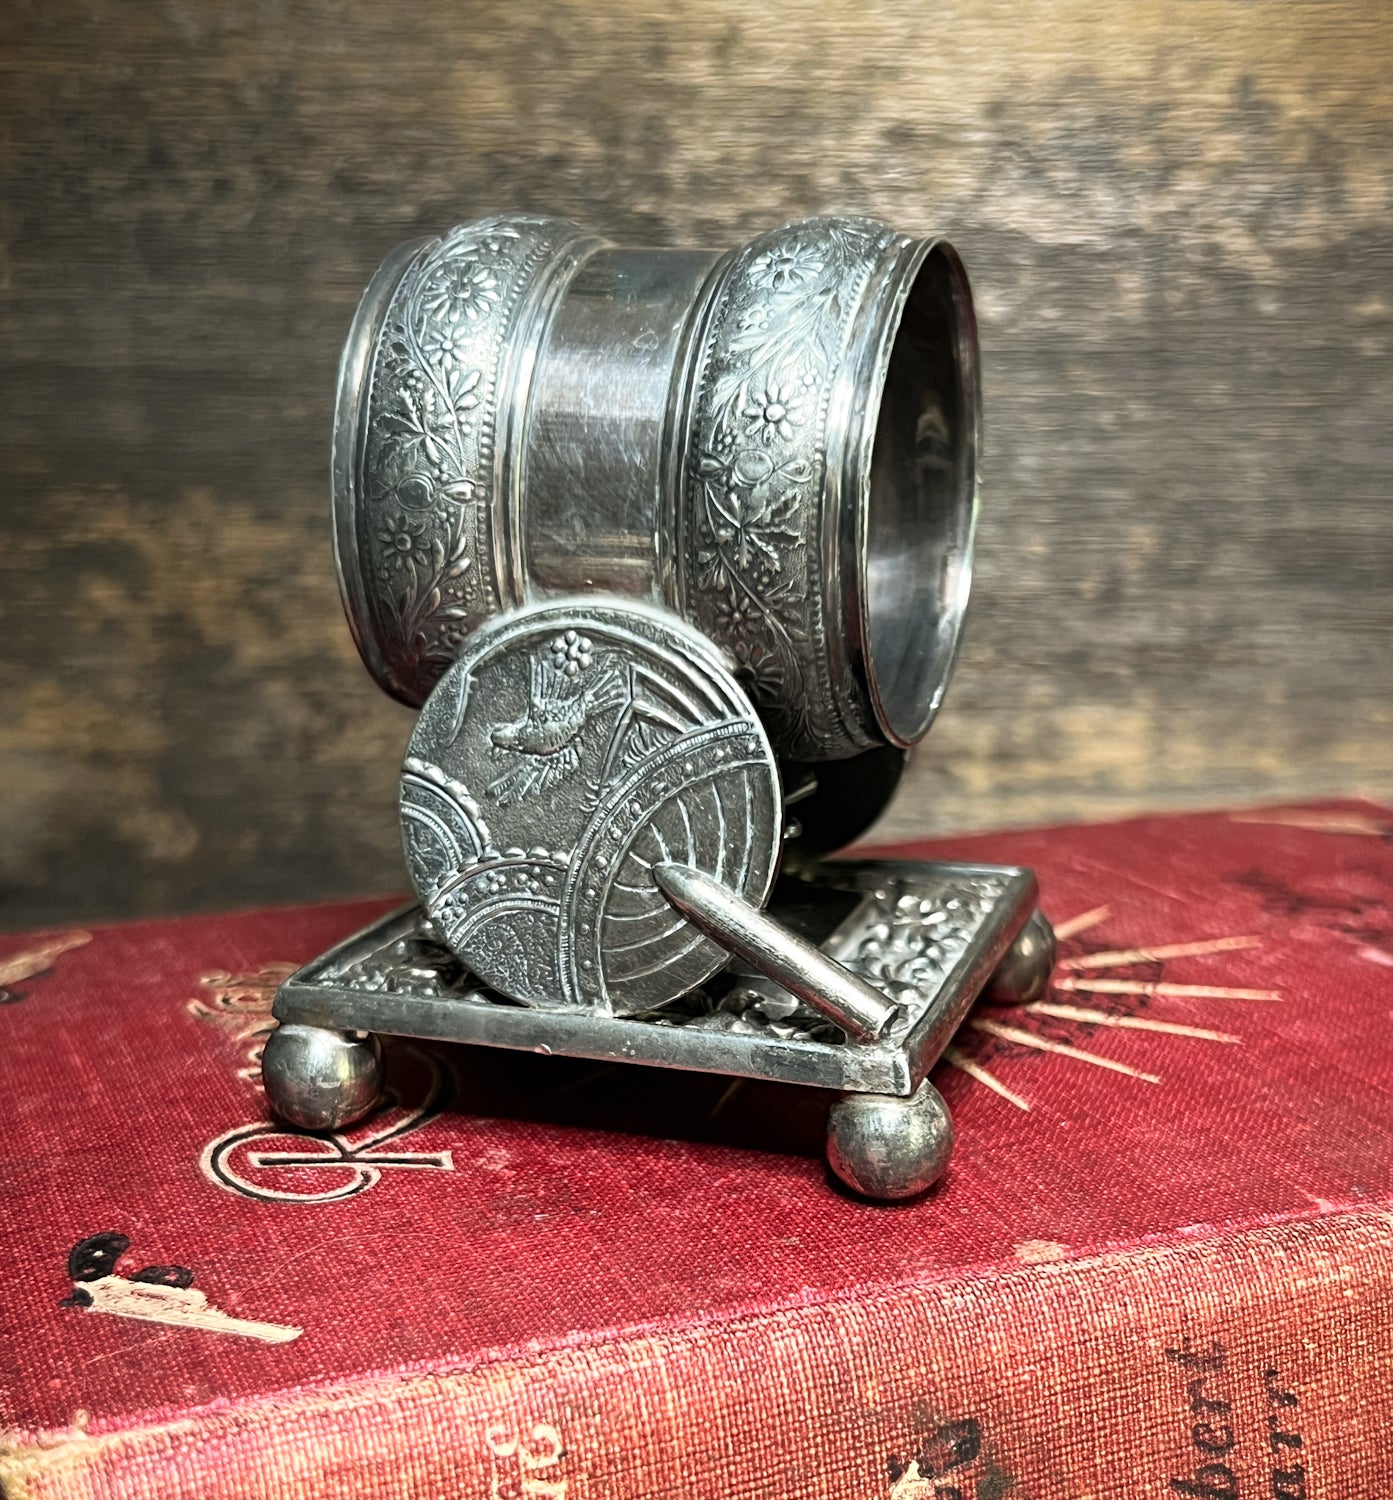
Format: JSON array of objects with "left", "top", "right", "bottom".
[
  {"left": 749, "top": 245, "right": 824, "bottom": 292},
  {"left": 421, "top": 260, "right": 499, "bottom": 323},
  {"left": 715, "top": 593, "right": 757, "bottom": 631},
  {"left": 741, "top": 382, "right": 805, "bottom": 445},
  {"left": 376, "top": 512, "right": 431, "bottom": 570},
  {"left": 731, "top": 639, "right": 784, "bottom": 701},
  {"left": 549, "top": 629, "right": 593, "bottom": 677},
  {"left": 422, "top": 323, "right": 468, "bottom": 370}
]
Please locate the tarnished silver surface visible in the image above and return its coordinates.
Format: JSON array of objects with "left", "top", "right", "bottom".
[
  {"left": 400, "top": 597, "right": 781, "bottom": 1015},
  {"left": 333, "top": 216, "right": 600, "bottom": 705},
  {"left": 652, "top": 862, "right": 900, "bottom": 1042},
  {"left": 675, "top": 221, "right": 977, "bottom": 757},
  {"left": 260, "top": 1024, "right": 383, "bottom": 1132},
  {"left": 826, "top": 1078, "right": 955, "bottom": 1200},
  {"left": 270, "top": 204, "right": 1035, "bottom": 1201},
  {"left": 335, "top": 214, "right": 979, "bottom": 766},
  {"left": 982, "top": 908, "right": 1058, "bottom": 1005},
  {"left": 274, "top": 860, "right": 1038, "bottom": 1097}
]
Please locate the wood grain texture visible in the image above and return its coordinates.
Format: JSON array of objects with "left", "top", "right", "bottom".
[{"left": 1, "top": 0, "right": 1390, "bottom": 928}]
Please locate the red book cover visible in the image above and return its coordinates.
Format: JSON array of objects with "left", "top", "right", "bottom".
[{"left": 3, "top": 801, "right": 1392, "bottom": 1499}]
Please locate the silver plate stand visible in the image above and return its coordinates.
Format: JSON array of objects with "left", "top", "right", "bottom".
[
  {"left": 263, "top": 213, "right": 1047, "bottom": 1201},
  {"left": 267, "top": 859, "right": 1050, "bottom": 1200}
]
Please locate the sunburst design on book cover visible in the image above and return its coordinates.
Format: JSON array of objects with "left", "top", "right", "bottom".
[{"left": 944, "top": 904, "right": 1278, "bottom": 1109}]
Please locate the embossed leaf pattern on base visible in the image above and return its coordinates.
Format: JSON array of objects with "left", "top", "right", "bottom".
[{"left": 684, "top": 219, "right": 890, "bottom": 757}]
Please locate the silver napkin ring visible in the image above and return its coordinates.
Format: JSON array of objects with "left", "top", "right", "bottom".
[{"left": 332, "top": 213, "right": 979, "bottom": 762}]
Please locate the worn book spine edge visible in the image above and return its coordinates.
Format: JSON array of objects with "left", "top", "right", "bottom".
[{"left": 4, "top": 1206, "right": 1391, "bottom": 1500}]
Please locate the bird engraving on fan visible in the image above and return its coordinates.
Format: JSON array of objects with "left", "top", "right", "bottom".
[
  {"left": 400, "top": 598, "right": 782, "bottom": 1015},
  {"left": 485, "top": 633, "right": 632, "bottom": 806}
]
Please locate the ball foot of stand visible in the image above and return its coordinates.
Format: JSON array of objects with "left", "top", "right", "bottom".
[
  {"left": 982, "top": 908, "right": 1056, "bottom": 1006},
  {"left": 826, "top": 1077, "right": 955, "bottom": 1201},
  {"left": 261, "top": 1024, "right": 383, "bottom": 1131}
]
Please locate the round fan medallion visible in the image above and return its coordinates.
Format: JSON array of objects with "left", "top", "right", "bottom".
[{"left": 401, "top": 598, "right": 782, "bottom": 1014}]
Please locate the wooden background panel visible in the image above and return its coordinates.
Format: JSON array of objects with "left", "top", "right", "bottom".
[{"left": 1, "top": 0, "right": 1390, "bottom": 929}]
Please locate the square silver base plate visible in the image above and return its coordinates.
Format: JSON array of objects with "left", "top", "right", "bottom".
[{"left": 274, "top": 860, "right": 1036, "bottom": 1098}]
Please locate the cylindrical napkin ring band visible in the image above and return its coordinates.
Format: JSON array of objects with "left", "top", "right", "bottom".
[{"left": 333, "top": 213, "right": 979, "bottom": 762}]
